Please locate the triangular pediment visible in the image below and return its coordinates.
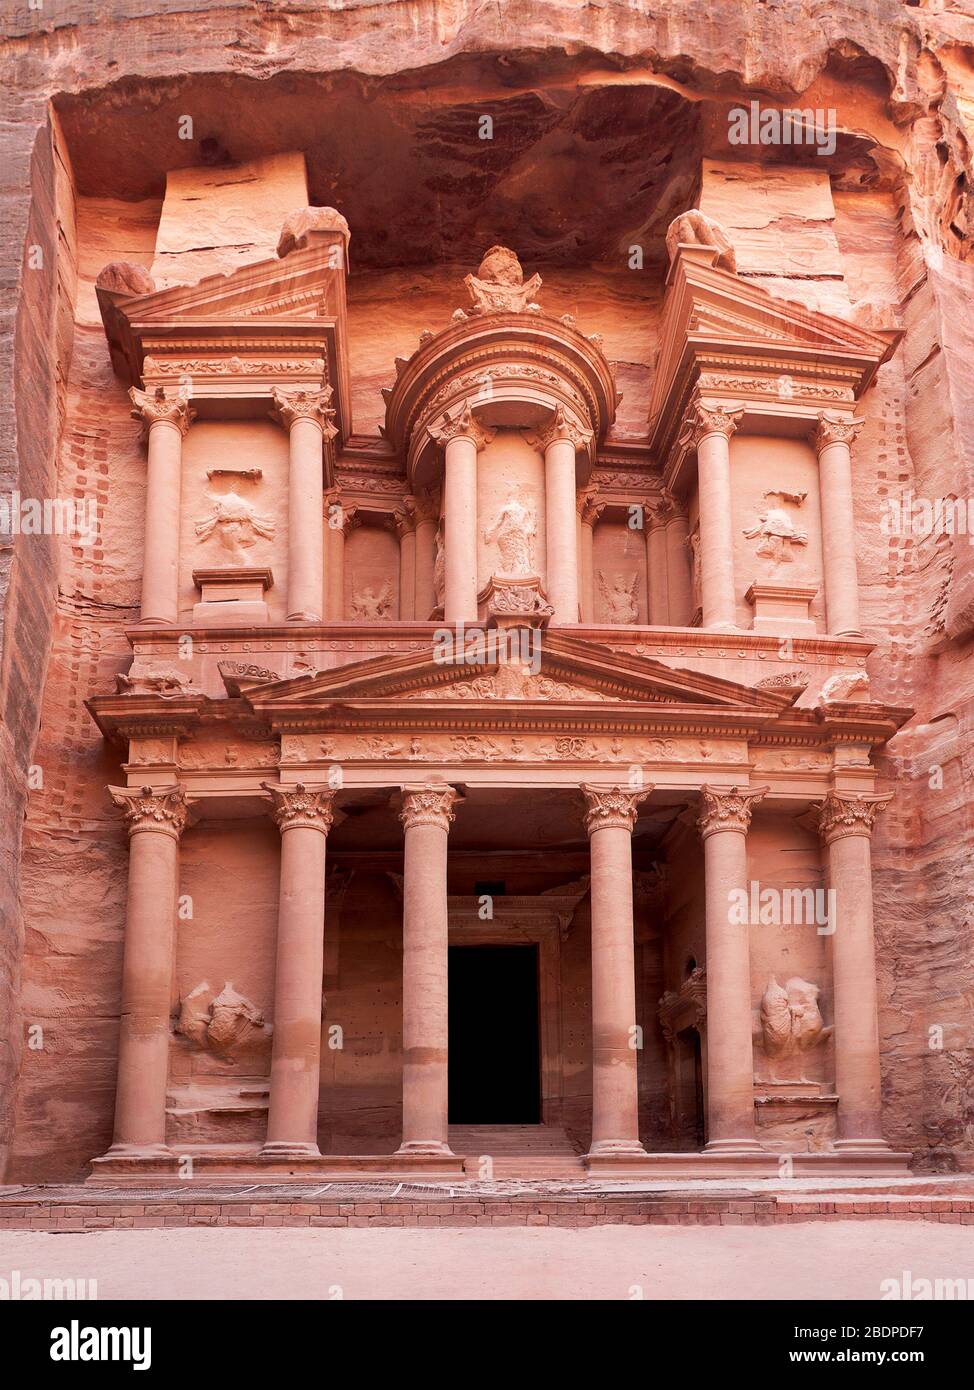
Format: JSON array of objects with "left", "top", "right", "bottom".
[{"left": 242, "top": 632, "right": 793, "bottom": 714}]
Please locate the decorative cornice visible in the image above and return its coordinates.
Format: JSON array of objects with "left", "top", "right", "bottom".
[
  {"left": 581, "top": 783, "right": 651, "bottom": 834},
  {"left": 109, "top": 784, "right": 188, "bottom": 839},
  {"left": 427, "top": 401, "right": 495, "bottom": 452},
  {"left": 262, "top": 781, "right": 335, "bottom": 833},
  {"left": 698, "top": 784, "right": 768, "bottom": 838},
  {"left": 815, "top": 790, "right": 893, "bottom": 843},
  {"left": 129, "top": 385, "right": 194, "bottom": 437},
  {"left": 399, "top": 784, "right": 458, "bottom": 832},
  {"left": 270, "top": 386, "right": 338, "bottom": 437},
  {"left": 813, "top": 411, "right": 865, "bottom": 453},
  {"left": 526, "top": 403, "right": 593, "bottom": 455}
]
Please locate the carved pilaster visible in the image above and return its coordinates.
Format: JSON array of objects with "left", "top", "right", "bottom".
[
  {"left": 110, "top": 784, "right": 189, "bottom": 840},
  {"left": 813, "top": 411, "right": 865, "bottom": 454},
  {"left": 581, "top": 784, "right": 651, "bottom": 835},
  {"left": 815, "top": 791, "right": 893, "bottom": 844},
  {"left": 399, "top": 784, "right": 458, "bottom": 832},
  {"left": 697, "top": 785, "right": 768, "bottom": 839},
  {"left": 270, "top": 386, "right": 338, "bottom": 438},
  {"left": 427, "top": 400, "right": 495, "bottom": 452},
  {"left": 263, "top": 782, "right": 336, "bottom": 834},
  {"left": 129, "top": 385, "right": 194, "bottom": 438}
]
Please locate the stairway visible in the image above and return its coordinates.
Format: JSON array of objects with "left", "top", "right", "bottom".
[{"left": 448, "top": 1125, "right": 585, "bottom": 1179}]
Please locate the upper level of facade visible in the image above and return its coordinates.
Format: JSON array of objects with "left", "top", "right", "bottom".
[{"left": 93, "top": 171, "right": 900, "bottom": 668}]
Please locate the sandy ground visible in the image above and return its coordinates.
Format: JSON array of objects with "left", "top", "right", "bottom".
[{"left": 2, "top": 1222, "right": 972, "bottom": 1300}]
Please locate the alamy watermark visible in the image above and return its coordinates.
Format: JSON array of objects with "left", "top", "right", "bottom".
[
  {"left": 729, "top": 882, "right": 836, "bottom": 935},
  {"left": 728, "top": 101, "right": 837, "bottom": 157},
  {"left": 1, "top": 1268, "right": 97, "bottom": 1300},
  {"left": 0, "top": 492, "right": 98, "bottom": 547},
  {"left": 432, "top": 623, "right": 542, "bottom": 675},
  {"left": 880, "top": 491, "right": 974, "bottom": 543}
]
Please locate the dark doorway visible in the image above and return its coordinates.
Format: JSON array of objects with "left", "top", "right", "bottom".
[{"left": 448, "top": 945, "right": 541, "bottom": 1123}]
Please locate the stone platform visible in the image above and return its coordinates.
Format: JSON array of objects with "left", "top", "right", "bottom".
[{"left": 3, "top": 1176, "right": 973, "bottom": 1232}]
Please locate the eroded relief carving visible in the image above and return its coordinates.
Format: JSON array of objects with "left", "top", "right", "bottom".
[
  {"left": 743, "top": 491, "right": 808, "bottom": 565},
  {"left": 818, "top": 669, "right": 871, "bottom": 704},
  {"left": 484, "top": 490, "right": 537, "bottom": 576},
  {"left": 349, "top": 581, "right": 393, "bottom": 620},
  {"left": 665, "top": 209, "right": 738, "bottom": 273},
  {"left": 116, "top": 663, "right": 199, "bottom": 696},
  {"left": 175, "top": 981, "right": 269, "bottom": 1060},
  {"left": 598, "top": 570, "right": 639, "bottom": 623},
  {"left": 195, "top": 490, "right": 276, "bottom": 562},
  {"left": 756, "top": 976, "right": 832, "bottom": 1080}
]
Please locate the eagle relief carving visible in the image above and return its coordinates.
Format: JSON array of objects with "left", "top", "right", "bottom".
[
  {"left": 743, "top": 490, "right": 808, "bottom": 566},
  {"left": 598, "top": 570, "right": 639, "bottom": 624},
  {"left": 349, "top": 580, "right": 393, "bottom": 620},
  {"left": 195, "top": 488, "right": 276, "bottom": 562}
]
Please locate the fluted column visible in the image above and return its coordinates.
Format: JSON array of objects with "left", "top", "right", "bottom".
[
  {"left": 261, "top": 783, "right": 335, "bottom": 1157},
  {"left": 817, "top": 791, "right": 893, "bottom": 1149},
  {"left": 664, "top": 496, "right": 693, "bottom": 626},
  {"left": 698, "top": 785, "right": 767, "bottom": 1151},
  {"left": 531, "top": 406, "right": 591, "bottom": 624},
  {"left": 391, "top": 502, "right": 416, "bottom": 621},
  {"left": 396, "top": 785, "right": 458, "bottom": 1155},
  {"left": 582, "top": 784, "right": 651, "bottom": 1158},
  {"left": 412, "top": 490, "right": 439, "bottom": 621},
  {"left": 105, "top": 785, "right": 188, "bottom": 1156},
  {"left": 429, "top": 403, "right": 494, "bottom": 624},
  {"left": 578, "top": 491, "right": 603, "bottom": 623},
  {"left": 271, "top": 388, "right": 337, "bottom": 623},
  {"left": 129, "top": 387, "right": 194, "bottom": 626},
  {"left": 687, "top": 399, "right": 743, "bottom": 631},
  {"left": 644, "top": 497, "right": 670, "bottom": 625},
  {"left": 814, "top": 413, "right": 865, "bottom": 638}
]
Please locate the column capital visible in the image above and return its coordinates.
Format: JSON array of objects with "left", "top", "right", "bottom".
[
  {"left": 410, "top": 488, "right": 441, "bottom": 524},
  {"left": 527, "top": 403, "right": 593, "bottom": 455},
  {"left": 645, "top": 490, "right": 682, "bottom": 528},
  {"left": 682, "top": 397, "right": 744, "bottom": 449},
  {"left": 399, "top": 784, "right": 458, "bottom": 832},
  {"left": 581, "top": 784, "right": 651, "bottom": 835},
  {"left": 389, "top": 498, "right": 417, "bottom": 538},
  {"left": 427, "top": 401, "right": 495, "bottom": 453},
  {"left": 815, "top": 790, "right": 893, "bottom": 844},
  {"left": 109, "top": 784, "right": 188, "bottom": 839},
  {"left": 698, "top": 784, "right": 768, "bottom": 839},
  {"left": 270, "top": 386, "right": 337, "bottom": 438},
  {"left": 263, "top": 782, "right": 336, "bottom": 834},
  {"left": 577, "top": 486, "right": 605, "bottom": 526},
  {"left": 813, "top": 411, "right": 865, "bottom": 454},
  {"left": 129, "top": 385, "right": 194, "bottom": 438}
]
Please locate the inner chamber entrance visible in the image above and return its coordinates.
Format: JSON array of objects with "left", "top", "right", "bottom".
[{"left": 448, "top": 944, "right": 541, "bottom": 1124}]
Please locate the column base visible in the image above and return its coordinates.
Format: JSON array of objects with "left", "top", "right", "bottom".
[
  {"left": 258, "top": 1141, "right": 321, "bottom": 1160},
  {"left": 703, "top": 1138, "right": 765, "bottom": 1154},
  {"left": 286, "top": 611, "right": 323, "bottom": 623},
  {"left": 833, "top": 1137, "right": 892, "bottom": 1153},
  {"left": 585, "top": 1139, "right": 648, "bottom": 1158},
  {"left": 98, "top": 1142, "right": 174, "bottom": 1161},
  {"left": 394, "top": 1140, "right": 456, "bottom": 1157}
]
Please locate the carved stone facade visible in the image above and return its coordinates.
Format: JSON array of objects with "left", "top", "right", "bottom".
[{"left": 13, "top": 61, "right": 959, "bottom": 1187}]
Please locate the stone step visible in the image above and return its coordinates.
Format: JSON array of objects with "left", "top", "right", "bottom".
[{"left": 448, "top": 1125, "right": 579, "bottom": 1156}]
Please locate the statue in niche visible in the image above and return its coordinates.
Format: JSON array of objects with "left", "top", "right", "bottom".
[
  {"left": 463, "top": 245, "right": 542, "bottom": 316},
  {"left": 757, "top": 976, "right": 832, "bottom": 1080},
  {"left": 433, "top": 523, "right": 445, "bottom": 609},
  {"left": 350, "top": 581, "right": 393, "bottom": 620},
  {"left": 175, "top": 981, "right": 268, "bottom": 1061},
  {"left": 743, "top": 491, "right": 808, "bottom": 566},
  {"left": 665, "top": 209, "right": 737, "bottom": 274},
  {"left": 484, "top": 489, "right": 537, "bottom": 576},
  {"left": 195, "top": 489, "right": 275, "bottom": 563},
  {"left": 598, "top": 570, "right": 639, "bottom": 624}
]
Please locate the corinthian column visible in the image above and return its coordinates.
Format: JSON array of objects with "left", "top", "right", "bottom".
[
  {"left": 698, "top": 784, "right": 767, "bottom": 1152},
  {"left": 271, "top": 388, "right": 337, "bottom": 623},
  {"left": 261, "top": 783, "right": 335, "bottom": 1157},
  {"left": 664, "top": 494, "right": 693, "bottom": 626},
  {"left": 129, "top": 387, "right": 194, "bottom": 626},
  {"left": 530, "top": 406, "right": 592, "bottom": 624},
  {"left": 396, "top": 785, "right": 458, "bottom": 1155},
  {"left": 428, "top": 403, "right": 494, "bottom": 624},
  {"left": 816, "top": 791, "right": 893, "bottom": 1150},
  {"left": 105, "top": 785, "right": 188, "bottom": 1157},
  {"left": 814, "top": 413, "right": 865, "bottom": 638},
  {"left": 582, "top": 784, "right": 651, "bottom": 1158},
  {"left": 686, "top": 399, "right": 743, "bottom": 631}
]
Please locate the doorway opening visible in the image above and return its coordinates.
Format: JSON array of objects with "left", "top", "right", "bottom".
[{"left": 448, "top": 944, "right": 541, "bottom": 1123}]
